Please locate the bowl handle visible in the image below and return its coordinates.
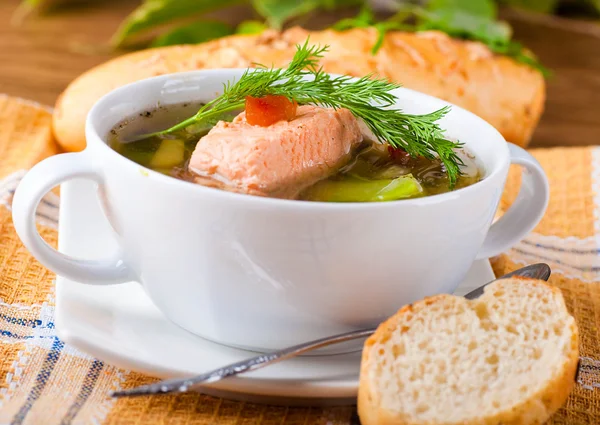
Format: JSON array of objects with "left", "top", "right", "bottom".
[
  {"left": 476, "top": 143, "right": 549, "bottom": 260},
  {"left": 12, "top": 152, "right": 132, "bottom": 284}
]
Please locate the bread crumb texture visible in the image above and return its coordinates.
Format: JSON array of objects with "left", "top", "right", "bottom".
[{"left": 358, "top": 278, "right": 579, "bottom": 425}]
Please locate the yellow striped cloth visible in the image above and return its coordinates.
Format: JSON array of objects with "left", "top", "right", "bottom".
[{"left": 1, "top": 94, "right": 599, "bottom": 424}]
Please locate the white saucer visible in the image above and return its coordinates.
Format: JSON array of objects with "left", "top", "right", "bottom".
[{"left": 55, "top": 179, "right": 495, "bottom": 406}]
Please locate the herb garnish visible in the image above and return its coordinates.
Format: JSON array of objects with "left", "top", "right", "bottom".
[
  {"left": 154, "top": 40, "right": 464, "bottom": 186},
  {"left": 333, "top": 1, "right": 549, "bottom": 76}
]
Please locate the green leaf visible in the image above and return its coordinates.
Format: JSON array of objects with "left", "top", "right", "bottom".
[
  {"left": 252, "top": 0, "right": 362, "bottom": 29},
  {"left": 251, "top": 0, "right": 321, "bottom": 29},
  {"left": 371, "top": 23, "right": 387, "bottom": 54},
  {"left": 329, "top": 0, "right": 547, "bottom": 75},
  {"left": 332, "top": 18, "right": 360, "bottom": 30},
  {"left": 111, "top": 0, "right": 242, "bottom": 47},
  {"left": 370, "top": 21, "right": 413, "bottom": 54},
  {"left": 427, "top": 0, "right": 497, "bottom": 19},
  {"left": 352, "top": 3, "right": 375, "bottom": 24},
  {"left": 332, "top": 3, "right": 374, "bottom": 30},
  {"left": 150, "top": 20, "right": 233, "bottom": 47},
  {"left": 333, "top": 5, "right": 414, "bottom": 54},
  {"left": 416, "top": 9, "right": 512, "bottom": 45},
  {"left": 414, "top": 0, "right": 511, "bottom": 44},
  {"left": 236, "top": 20, "right": 269, "bottom": 34},
  {"left": 411, "top": 0, "right": 552, "bottom": 74}
]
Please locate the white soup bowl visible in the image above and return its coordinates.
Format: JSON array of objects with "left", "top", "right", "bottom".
[{"left": 12, "top": 70, "right": 549, "bottom": 351}]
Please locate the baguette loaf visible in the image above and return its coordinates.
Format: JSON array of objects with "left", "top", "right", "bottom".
[
  {"left": 358, "top": 277, "right": 578, "bottom": 425},
  {"left": 53, "top": 27, "right": 545, "bottom": 152}
]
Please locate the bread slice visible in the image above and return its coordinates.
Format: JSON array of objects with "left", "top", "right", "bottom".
[
  {"left": 52, "top": 27, "right": 545, "bottom": 153},
  {"left": 358, "top": 277, "right": 579, "bottom": 425}
]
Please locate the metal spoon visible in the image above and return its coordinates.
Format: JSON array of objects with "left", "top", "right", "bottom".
[{"left": 111, "top": 263, "right": 551, "bottom": 398}]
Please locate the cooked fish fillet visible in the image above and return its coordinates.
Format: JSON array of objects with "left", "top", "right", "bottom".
[
  {"left": 53, "top": 27, "right": 545, "bottom": 152},
  {"left": 188, "top": 105, "right": 363, "bottom": 198}
]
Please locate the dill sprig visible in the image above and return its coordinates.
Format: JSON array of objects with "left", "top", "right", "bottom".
[{"left": 156, "top": 40, "right": 464, "bottom": 186}]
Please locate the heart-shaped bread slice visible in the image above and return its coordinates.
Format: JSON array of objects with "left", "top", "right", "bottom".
[{"left": 358, "top": 277, "right": 579, "bottom": 425}]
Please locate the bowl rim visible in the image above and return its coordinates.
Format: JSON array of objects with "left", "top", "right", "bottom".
[{"left": 86, "top": 68, "right": 510, "bottom": 210}]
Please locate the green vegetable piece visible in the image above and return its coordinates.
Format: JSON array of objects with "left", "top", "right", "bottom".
[
  {"left": 304, "top": 175, "right": 423, "bottom": 202},
  {"left": 333, "top": 5, "right": 413, "bottom": 55},
  {"left": 111, "top": 0, "right": 241, "bottom": 47},
  {"left": 414, "top": 0, "right": 511, "bottom": 46},
  {"left": 151, "top": 20, "right": 233, "bottom": 47},
  {"left": 333, "top": 4, "right": 375, "bottom": 30},
  {"left": 418, "top": 10, "right": 511, "bottom": 46},
  {"left": 120, "top": 149, "right": 155, "bottom": 167},
  {"left": 428, "top": 0, "right": 497, "bottom": 19},
  {"left": 251, "top": 0, "right": 321, "bottom": 29},
  {"left": 131, "top": 152, "right": 156, "bottom": 166},
  {"left": 236, "top": 20, "right": 269, "bottom": 35},
  {"left": 252, "top": 0, "right": 361, "bottom": 29},
  {"left": 413, "top": 0, "right": 551, "bottom": 75},
  {"left": 149, "top": 139, "right": 185, "bottom": 168}
]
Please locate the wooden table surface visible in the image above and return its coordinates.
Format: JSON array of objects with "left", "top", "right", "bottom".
[{"left": 1, "top": 0, "right": 598, "bottom": 148}]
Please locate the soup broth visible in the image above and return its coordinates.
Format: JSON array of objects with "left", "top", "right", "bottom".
[{"left": 109, "top": 103, "right": 482, "bottom": 201}]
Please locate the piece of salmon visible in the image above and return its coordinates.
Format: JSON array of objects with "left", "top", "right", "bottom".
[{"left": 188, "top": 105, "right": 364, "bottom": 198}]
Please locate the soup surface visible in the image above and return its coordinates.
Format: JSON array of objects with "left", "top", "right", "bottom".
[{"left": 109, "top": 103, "right": 481, "bottom": 201}]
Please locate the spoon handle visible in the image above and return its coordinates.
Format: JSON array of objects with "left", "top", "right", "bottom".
[
  {"left": 111, "top": 327, "right": 377, "bottom": 397},
  {"left": 111, "top": 263, "right": 550, "bottom": 398}
]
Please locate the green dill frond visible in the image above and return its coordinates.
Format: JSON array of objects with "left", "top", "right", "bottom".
[{"left": 155, "top": 41, "right": 464, "bottom": 186}]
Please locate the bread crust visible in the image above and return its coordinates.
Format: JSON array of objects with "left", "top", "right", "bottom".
[
  {"left": 358, "top": 278, "right": 579, "bottom": 425},
  {"left": 52, "top": 27, "right": 545, "bottom": 152}
]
